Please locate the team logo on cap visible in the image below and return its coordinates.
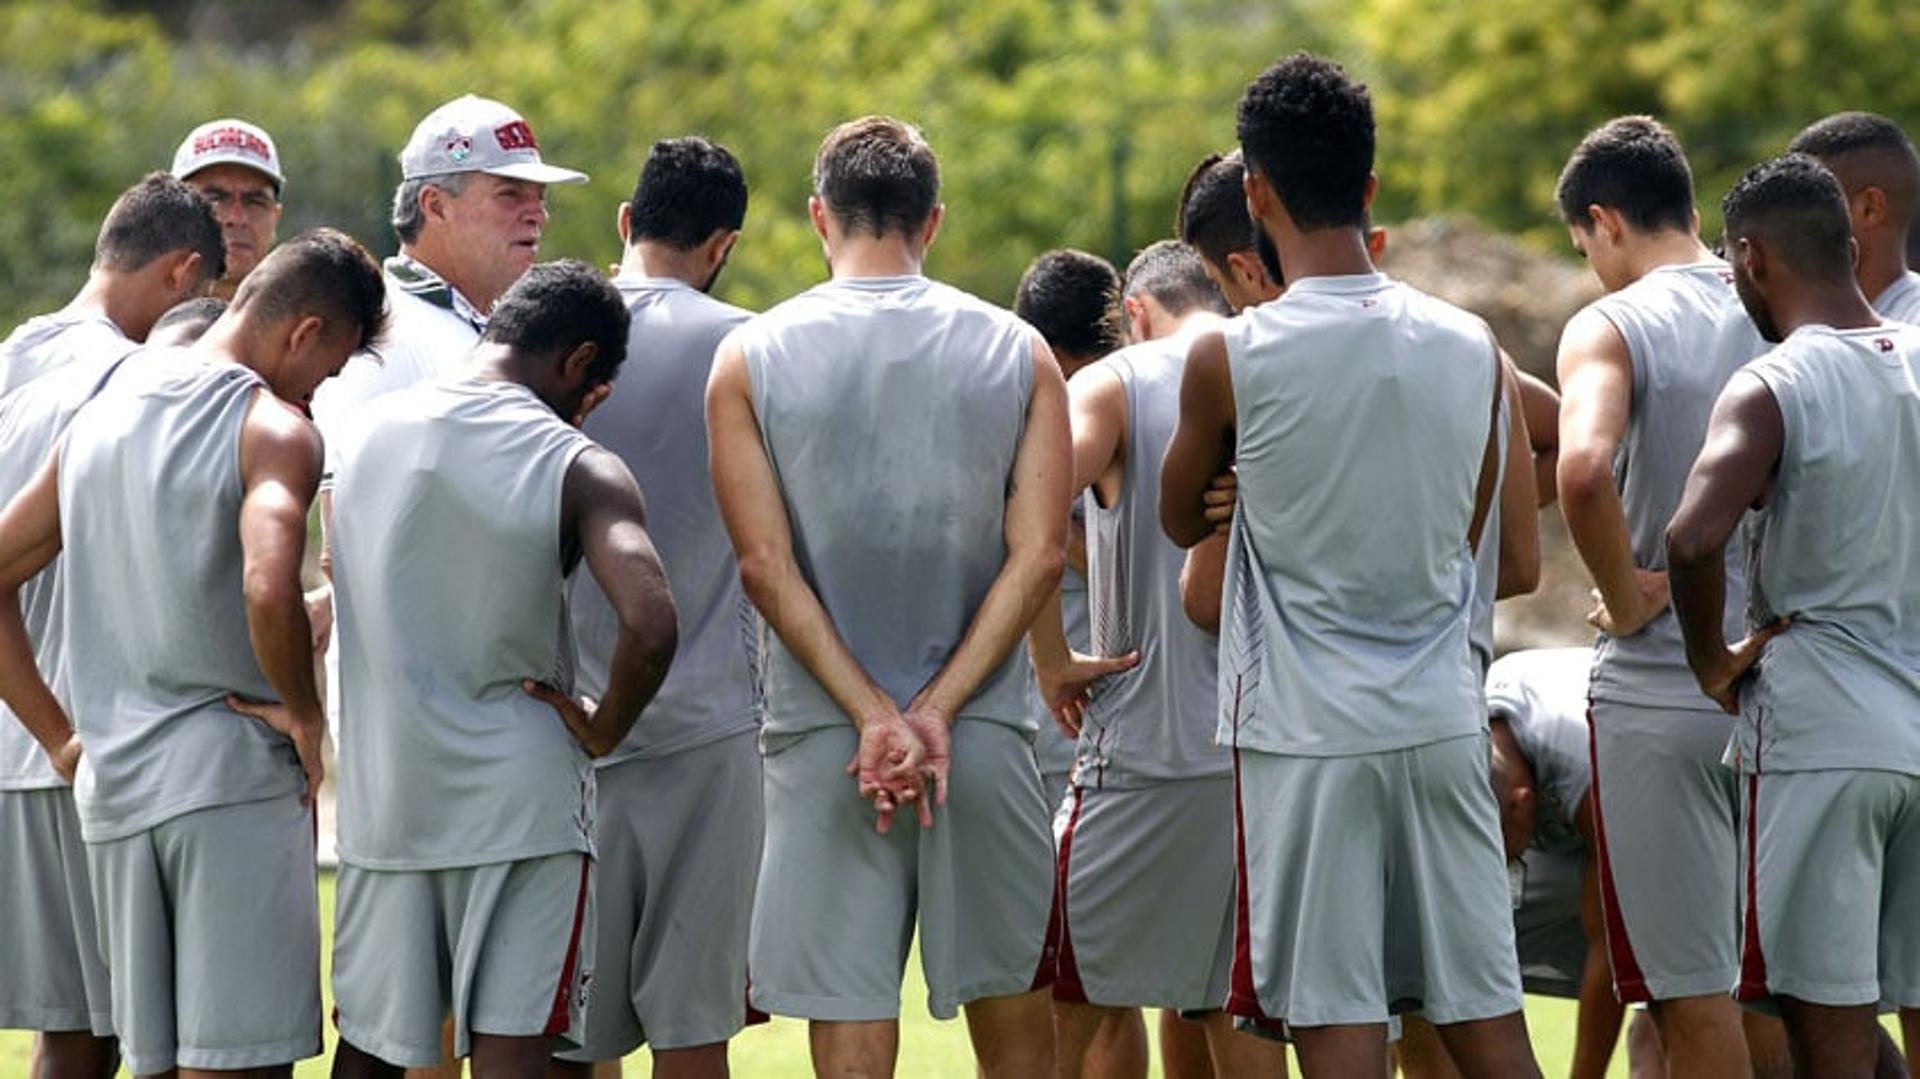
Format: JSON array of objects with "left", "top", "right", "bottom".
[
  {"left": 445, "top": 135, "right": 473, "bottom": 163},
  {"left": 494, "top": 120, "right": 539, "bottom": 152},
  {"left": 193, "top": 126, "right": 272, "bottom": 163}
]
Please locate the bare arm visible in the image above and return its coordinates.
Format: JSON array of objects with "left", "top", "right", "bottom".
[
  {"left": 1557, "top": 309, "right": 1667, "bottom": 636},
  {"left": 525, "top": 447, "right": 677, "bottom": 757},
  {"left": 227, "top": 392, "right": 328, "bottom": 804},
  {"left": 1667, "top": 373, "right": 1788, "bottom": 713},
  {"left": 1179, "top": 533, "right": 1229, "bottom": 633},
  {"left": 1495, "top": 355, "right": 1541, "bottom": 598},
  {"left": 1161, "top": 331, "right": 1235, "bottom": 548},
  {"left": 0, "top": 451, "right": 78, "bottom": 780},
  {"left": 1516, "top": 367, "right": 1561, "bottom": 507},
  {"left": 1466, "top": 336, "right": 1504, "bottom": 555},
  {"left": 707, "top": 338, "right": 925, "bottom": 826}
]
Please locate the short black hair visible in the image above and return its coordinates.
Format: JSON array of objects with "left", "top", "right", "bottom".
[
  {"left": 95, "top": 172, "right": 225, "bottom": 281},
  {"left": 813, "top": 116, "right": 940, "bottom": 237},
  {"left": 627, "top": 137, "right": 748, "bottom": 250},
  {"left": 149, "top": 296, "right": 227, "bottom": 341},
  {"left": 1236, "top": 53, "right": 1374, "bottom": 231},
  {"left": 1723, "top": 154, "right": 1856, "bottom": 287},
  {"left": 232, "top": 227, "right": 387, "bottom": 349},
  {"left": 1124, "top": 240, "right": 1230, "bottom": 317},
  {"left": 1178, "top": 151, "right": 1254, "bottom": 264},
  {"left": 483, "top": 259, "right": 631, "bottom": 383},
  {"left": 1788, "top": 112, "right": 1920, "bottom": 224},
  {"left": 1556, "top": 116, "right": 1696, "bottom": 234},
  {"left": 1015, "top": 249, "right": 1123, "bottom": 362}
]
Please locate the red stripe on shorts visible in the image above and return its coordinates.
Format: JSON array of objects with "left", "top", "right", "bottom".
[
  {"left": 544, "top": 856, "right": 593, "bottom": 1037},
  {"left": 1224, "top": 678, "right": 1282, "bottom": 1035},
  {"left": 1737, "top": 753, "right": 1770, "bottom": 1001},
  {"left": 1586, "top": 702, "right": 1652, "bottom": 1004},
  {"left": 1043, "top": 787, "right": 1085, "bottom": 998}
]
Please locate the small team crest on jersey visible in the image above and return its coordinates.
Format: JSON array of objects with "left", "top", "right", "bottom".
[
  {"left": 445, "top": 135, "right": 473, "bottom": 162},
  {"left": 1878, "top": 337, "right": 1896, "bottom": 353}
]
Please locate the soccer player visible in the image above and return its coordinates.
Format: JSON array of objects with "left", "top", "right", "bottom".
[
  {"left": 550, "top": 137, "right": 761, "bottom": 1079},
  {"left": 1033, "top": 240, "right": 1284, "bottom": 1079},
  {"left": 1160, "top": 54, "right": 1536, "bottom": 1077},
  {"left": 1668, "top": 153, "right": 1920, "bottom": 1079},
  {"left": 1013, "top": 247, "right": 1126, "bottom": 798},
  {"left": 147, "top": 296, "right": 228, "bottom": 347},
  {"left": 1551, "top": 115, "right": 1765, "bottom": 1078},
  {"left": 707, "top": 115, "right": 1097, "bottom": 1078},
  {"left": 0, "top": 228, "right": 386, "bottom": 1078},
  {"left": 1177, "top": 150, "right": 1284, "bottom": 313},
  {"left": 327, "top": 261, "right": 676, "bottom": 1079},
  {"left": 0, "top": 173, "right": 221, "bottom": 396},
  {"left": 1786, "top": 112, "right": 1920, "bottom": 323},
  {"left": 170, "top": 118, "right": 286, "bottom": 301}
]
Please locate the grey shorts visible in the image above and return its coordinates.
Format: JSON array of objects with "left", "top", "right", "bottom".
[
  {"left": 1514, "top": 843, "right": 1588, "bottom": 999},
  {"left": 1589, "top": 700, "right": 1740, "bottom": 1002},
  {"left": 333, "top": 852, "right": 594, "bottom": 1067},
  {"left": 85, "top": 793, "right": 321, "bottom": 1075},
  {"left": 1052, "top": 777, "right": 1236, "bottom": 1011},
  {"left": 1738, "top": 768, "right": 1920, "bottom": 1010},
  {"left": 1229, "top": 735, "right": 1523, "bottom": 1029},
  {"left": 555, "top": 731, "right": 764, "bottom": 1062},
  {"left": 0, "top": 787, "right": 111, "bottom": 1035},
  {"left": 750, "top": 719, "right": 1055, "bottom": 1021}
]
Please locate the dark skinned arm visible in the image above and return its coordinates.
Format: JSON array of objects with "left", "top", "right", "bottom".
[
  {"left": 1161, "top": 330, "right": 1235, "bottom": 548},
  {"left": 1666, "top": 372, "right": 1790, "bottom": 713},
  {"left": 222, "top": 391, "right": 330, "bottom": 805},
  {"left": 1571, "top": 797, "right": 1624, "bottom": 1079},
  {"left": 1495, "top": 354, "right": 1542, "bottom": 597},
  {"left": 0, "top": 450, "right": 79, "bottom": 781},
  {"left": 524, "top": 446, "right": 677, "bottom": 757}
]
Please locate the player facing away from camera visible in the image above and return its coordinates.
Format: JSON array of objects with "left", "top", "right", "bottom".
[
  {"left": 1177, "top": 150, "right": 1285, "bottom": 313},
  {"left": 0, "top": 173, "right": 223, "bottom": 1079},
  {"left": 1551, "top": 115, "right": 1769, "bottom": 1078},
  {"left": 709, "top": 115, "right": 1107, "bottom": 1078},
  {"left": 0, "top": 228, "right": 386, "bottom": 1079},
  {"left": 1788, "top": 111, "right": 1920, "bottom": 324},
  {"left": 1160, "top": 54, "right": 1537, "bottom": 1078},
  {"left": 326, "top": 262, "right": 676, "bottom": 1079},
  {"left": 1668, "top": 153, "right": 1920, "bottom": 1079},
  {"left": 1033, "top": 239, "right": 1287, "bottom": 1079},
  {"left": 549, "top": 137, "right": 762, "bottom": 1079},
  {"left": 0, "top": 173, "right": 222, "bottom": 397}
]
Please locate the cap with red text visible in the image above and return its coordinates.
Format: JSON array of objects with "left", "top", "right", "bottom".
[
  {"left": 171, "top": 118, "right": 285, "bottom": 192},
  {"left": 399, "top": 95, "right": 588, "bottom": 186}
]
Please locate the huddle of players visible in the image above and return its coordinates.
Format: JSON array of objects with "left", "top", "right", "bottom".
[{"left": 0, "top": 48, "right": 1917, "bottom": 1079}]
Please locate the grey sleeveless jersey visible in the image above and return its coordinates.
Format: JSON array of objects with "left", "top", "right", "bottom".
[
  {"left": 57, "top": 356, "right": 302, "bottom": 842},
  {"left": 331, "top": 379, "right": 596, "bottom": 870},
  {"left": 737, "top": 275, "right": 1038, "bottom": 737},
  {"left": 570, "top": 275, "right": 755, "bottom": 765},
  {"left": 1216, "top": 273, "right": 1493, "bottom": 757},
  {"left": 1469, "top": 389, "right": 1512, "bottom": 675},
  {"left": 0, "top": 310, "right": 131, "bottom": 399},
  {"left": 1734, "top": 323, "right": 1920, "bottom": 775},
  {"left": 1487, "top": 647, "right": 1593, "bottom": 856},
  {"left": 1873, "top": 271, "right": 1920, "bottom": 324},
  {"left": 1078, "top": 325, "right": 1231, "bottom": 787},
  {"left": 0, "top": 347, "right": 137, "bottom": 789},
  {"left": 1582, "top": 261, "right": 1763, "bottom": 709},
  {"left": 1031, "top": 560, "right": 1089, "bottom": 777}
]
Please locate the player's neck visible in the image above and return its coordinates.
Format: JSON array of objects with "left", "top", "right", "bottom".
[
  {"left": 621, "top": 242, "right": 710, "bottom": 291},
  {"left": 1269, "top": 225, "right": 1375, "bottom": 283},
  {"left": 71, "top": 269, "right": 145, "bottom": 341},
  {"left": 1853, "top": 236, "right": 1907, "bottom": 306},
  {"left": 1774, "top": 283, "right": 1880, "bottom": 338},
  {"left": 827, "top": 234, "right": 925, "bottom": 281},
  {"left": 400, "top": 241, "right": 498, "bottom": 315},
  {"left": 1622, "top": 231, "right": 1716, "bottom": 282}
]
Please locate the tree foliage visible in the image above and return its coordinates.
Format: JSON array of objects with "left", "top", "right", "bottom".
[{"left": 2, "top": 0, "right": 1915, "bottom": 331}]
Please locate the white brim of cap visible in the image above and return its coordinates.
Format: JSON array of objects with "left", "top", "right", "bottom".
[
  {"left": 178, "top": 152, "right": 286, "bottom": 188},
  {"left": 481, "top": 161, "right": 589, "bottom": 185}
]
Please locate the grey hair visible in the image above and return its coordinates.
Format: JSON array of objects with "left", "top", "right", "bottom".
[{"left": 390, "top": 171, "right": 475, "bottom": 244}]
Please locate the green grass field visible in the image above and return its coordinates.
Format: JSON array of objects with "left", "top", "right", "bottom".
[{"left": 0, "top": 871, "right": 1636, "bottom": 1077}]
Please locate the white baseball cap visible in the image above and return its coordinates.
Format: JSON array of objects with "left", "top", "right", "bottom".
[
  {"left": 399, "top": 95, "right": 588, "bottom": 186},
  {"left": 171, "top": 118, "right": 286, "bottom": 191}
]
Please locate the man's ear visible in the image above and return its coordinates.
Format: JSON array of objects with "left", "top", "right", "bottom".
[
  {"left": 1857, "top": 185, "right": 1888, "bottom": 229},
  {"left": 920, "top": 203, "right": 945, "bottom": 251},
  {"left": 807, "top": 195, "right": 831, "bottom": 244},
  {"left": 286, "top": 314, "right": 326, "bottom": 357},
  {"left": 561, "top": 340, "right": 600, "bottom": 382},
  {"left": 616, "top": 201, "right": 634, "bottom": 247},
  {"left": 708, "top": 228, "right": 740, "bottom": 269},
  {"left": 1224, "top": 250, "right": 1262, "bottom": 289},
  {"left": 165, "top": 250, "right": 206, "bottom": 294}
]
